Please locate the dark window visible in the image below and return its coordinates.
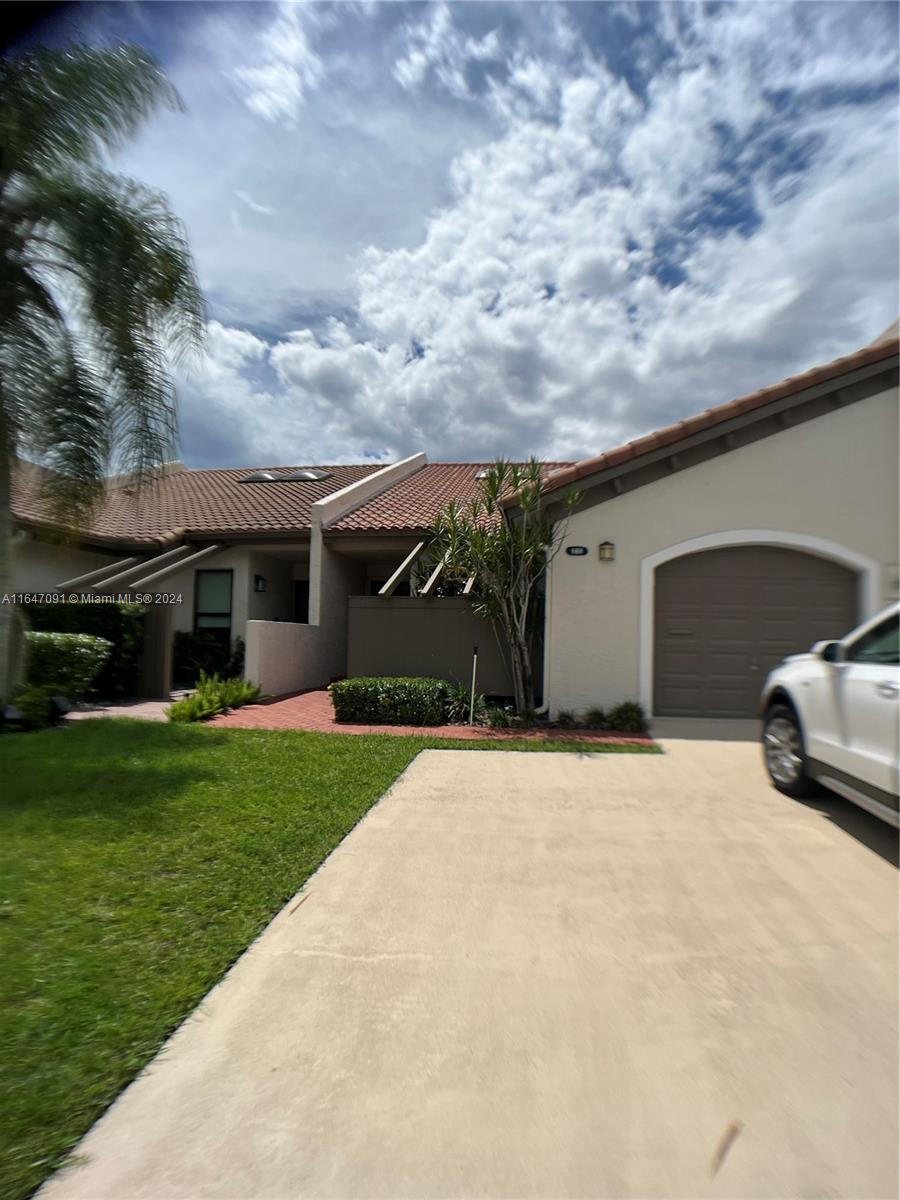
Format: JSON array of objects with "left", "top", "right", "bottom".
[
  {"left": 847, "top": 614, "right": 900, "bottom": 666},
  {"left": 293, "top": 580, "right": 310, "bottom": 623},
  {"left": 194, "top": 570, "right": 233, "bottom": 641}
]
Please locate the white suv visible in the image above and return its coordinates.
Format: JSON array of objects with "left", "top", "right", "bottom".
[{"left": 761, "top": 602, "right": 899, "bottom": 827}]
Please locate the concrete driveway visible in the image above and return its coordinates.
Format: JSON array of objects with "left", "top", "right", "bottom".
[{"left": 41, "top": 739, "right": 898, "bottom": 1200}]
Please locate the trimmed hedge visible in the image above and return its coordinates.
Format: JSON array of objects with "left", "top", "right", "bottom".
[
  {"left": 24, "top": 603, "right": 145, "bottom": 697},
  {"left": 25, "top": 632, "right": 113, "bottom": 701},
  {"left": 330, "top": 677, "right": 450, "bottom": 726}
]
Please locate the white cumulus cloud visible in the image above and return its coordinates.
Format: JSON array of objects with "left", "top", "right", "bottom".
[
  {"left": 165, "top": 1, "right": 897, "bottom": 467},
  {"left": 234, "top": 3, "right": 325, "bottom": 123}
]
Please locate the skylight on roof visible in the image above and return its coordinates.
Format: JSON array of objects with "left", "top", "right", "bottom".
[
  {"left": 239, "top": 469, "right": 332, "bottom": 483},
  {"left": 279, "top": 469, "right": 332, "bottom": 482}
]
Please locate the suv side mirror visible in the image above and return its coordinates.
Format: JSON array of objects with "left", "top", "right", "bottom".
[{"left": 815, "top": 640, "right": 843, "bottom": 663}]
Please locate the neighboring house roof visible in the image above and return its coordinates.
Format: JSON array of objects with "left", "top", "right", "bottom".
[
  {"left": 11, "top": 463, "right": 385, "bottom": 545},
  {"left": 328, "top": 462, "right": 572, "bottom": 533},
  {"left": 12, "top": 458, "right": 574, "bottom": 545},
  {"left": 536, "top": 333, "right": 900, "bottom": 497}
]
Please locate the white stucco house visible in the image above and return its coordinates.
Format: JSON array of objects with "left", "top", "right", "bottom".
[
  {"left": 10, "top": 324, "right": 899, "bottom": 719},
  {"left": 531, "top": 323, "right": 899, "bottom": 717}
]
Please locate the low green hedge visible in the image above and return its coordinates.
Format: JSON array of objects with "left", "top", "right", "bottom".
[
  {"left": 166, "top": 672, "right": 260, "bottom": 723},
  {"left": 330, "top": 677, "right": 450, "bottom": 726},
  {"left": 25, "top": 632, "right": 113, "bottom": 701},
  {"left": 329, "top": 679, "right": 649, "bottom": 733}
]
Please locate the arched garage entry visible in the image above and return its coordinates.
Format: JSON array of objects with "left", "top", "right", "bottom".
[
  {"left": 638, "top": 532, "right": 880, "bottom": 718},
  {"left": 652, "top": 546, "right": 857, "bottom": 717}
]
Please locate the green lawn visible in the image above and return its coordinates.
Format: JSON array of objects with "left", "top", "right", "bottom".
[{"left": 0, "top": 719, "right": 659, "bottom": 1199}]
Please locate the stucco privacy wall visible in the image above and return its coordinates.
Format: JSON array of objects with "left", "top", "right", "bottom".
[
  {"left": 546, "top": 386, "right": 900, "bottom": 717},
  {"left": 244, "top": 620, "right": 332, "bottom": 697},
  {"left": 348, "top": 596, "right": 513, "bottom": 694}
]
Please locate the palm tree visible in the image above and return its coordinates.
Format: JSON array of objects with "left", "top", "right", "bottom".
[{"left": 0, "top": 44, "right": 205, "bottom": 700}]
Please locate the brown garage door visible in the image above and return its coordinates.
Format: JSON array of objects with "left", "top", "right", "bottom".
[{"left": 654, "top": 546, "right": 858, "bottom": 717}]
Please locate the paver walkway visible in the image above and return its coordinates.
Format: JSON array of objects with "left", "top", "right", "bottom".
[
  {"left": 211, "top": 687, "right": 655, "bottom": 743},
  {"left": 39, "top": 742, "right": 898, "bottom": 1199},
  {"left": 66, "top": 696, "right": 180, "bottom": 722}
]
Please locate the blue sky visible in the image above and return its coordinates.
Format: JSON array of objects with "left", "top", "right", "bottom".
[{"left": 18, "top": 1, "right": 900, "bottom": 467}]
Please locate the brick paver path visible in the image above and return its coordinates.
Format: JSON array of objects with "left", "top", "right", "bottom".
[{"left": 211, "top": 688, "right": 655, "bottom": 745}]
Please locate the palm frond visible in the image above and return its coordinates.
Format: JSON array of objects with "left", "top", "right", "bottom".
[
  {"left": 0, "top": 265, "right": 69, "bottom": 444},
  {"left": 23, "top": 167, "right": 205, "bottom": 359},
  {"left": 0, "top": 45, "right": 180, "bottom": 187},
  {"left": 17, "top": 165, "right": 205, "bottom": 484},
  {"left": 13, "top": 327, "right": 111, "bottom": 527}
]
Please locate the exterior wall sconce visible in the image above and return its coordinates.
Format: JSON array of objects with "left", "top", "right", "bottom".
[
  {"left": 598, "top": 541, "right": 616, "bottom": 562},
  {"left": 254, "top": 574, "right": 267, "bottom": 593}
]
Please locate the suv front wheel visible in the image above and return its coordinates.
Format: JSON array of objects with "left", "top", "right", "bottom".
[{"left": 762, "top": 703, "right": 819, "bottom": 798}]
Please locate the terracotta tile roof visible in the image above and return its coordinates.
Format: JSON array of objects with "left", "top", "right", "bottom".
[
  {"left": 11, "top": 463, "right": 385, "bottom": 545},
  {"left": 535, "top": 334, "right": 899, "bottom": 497},
  {"left": 329, "top": 462, "right": 573, "bottom": 532}
]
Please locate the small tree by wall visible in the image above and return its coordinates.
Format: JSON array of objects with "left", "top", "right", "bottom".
[{"left": 429, "top": 459, "right": 580, "bottom": 715}]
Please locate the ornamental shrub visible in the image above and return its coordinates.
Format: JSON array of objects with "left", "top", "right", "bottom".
[
  {"left": 25, "top": 632, "right": 113, "bottom": 700},
  {"left": 484, "top": 704, "right": 516, "bottom": 728},
  {"left": 166, "top": 671, "right": 260, "bottom": 723},
  {"left": 172, "top": 632, "right": 244, "bottom": 687},
  {"left": 604, "top": 701, "right": 648, "bottom": 733},
  {"left": 25, "top": 603, "right": 146, "bottom": 697},
  {"left": 330, "top": 677, "right": 449, "bottom": 726},
  {"left": 11, "top": 685, "right": 60, "bottom": 729},
  {"left": 443, "top": 680, "right": 486, "bottom": 725}
]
